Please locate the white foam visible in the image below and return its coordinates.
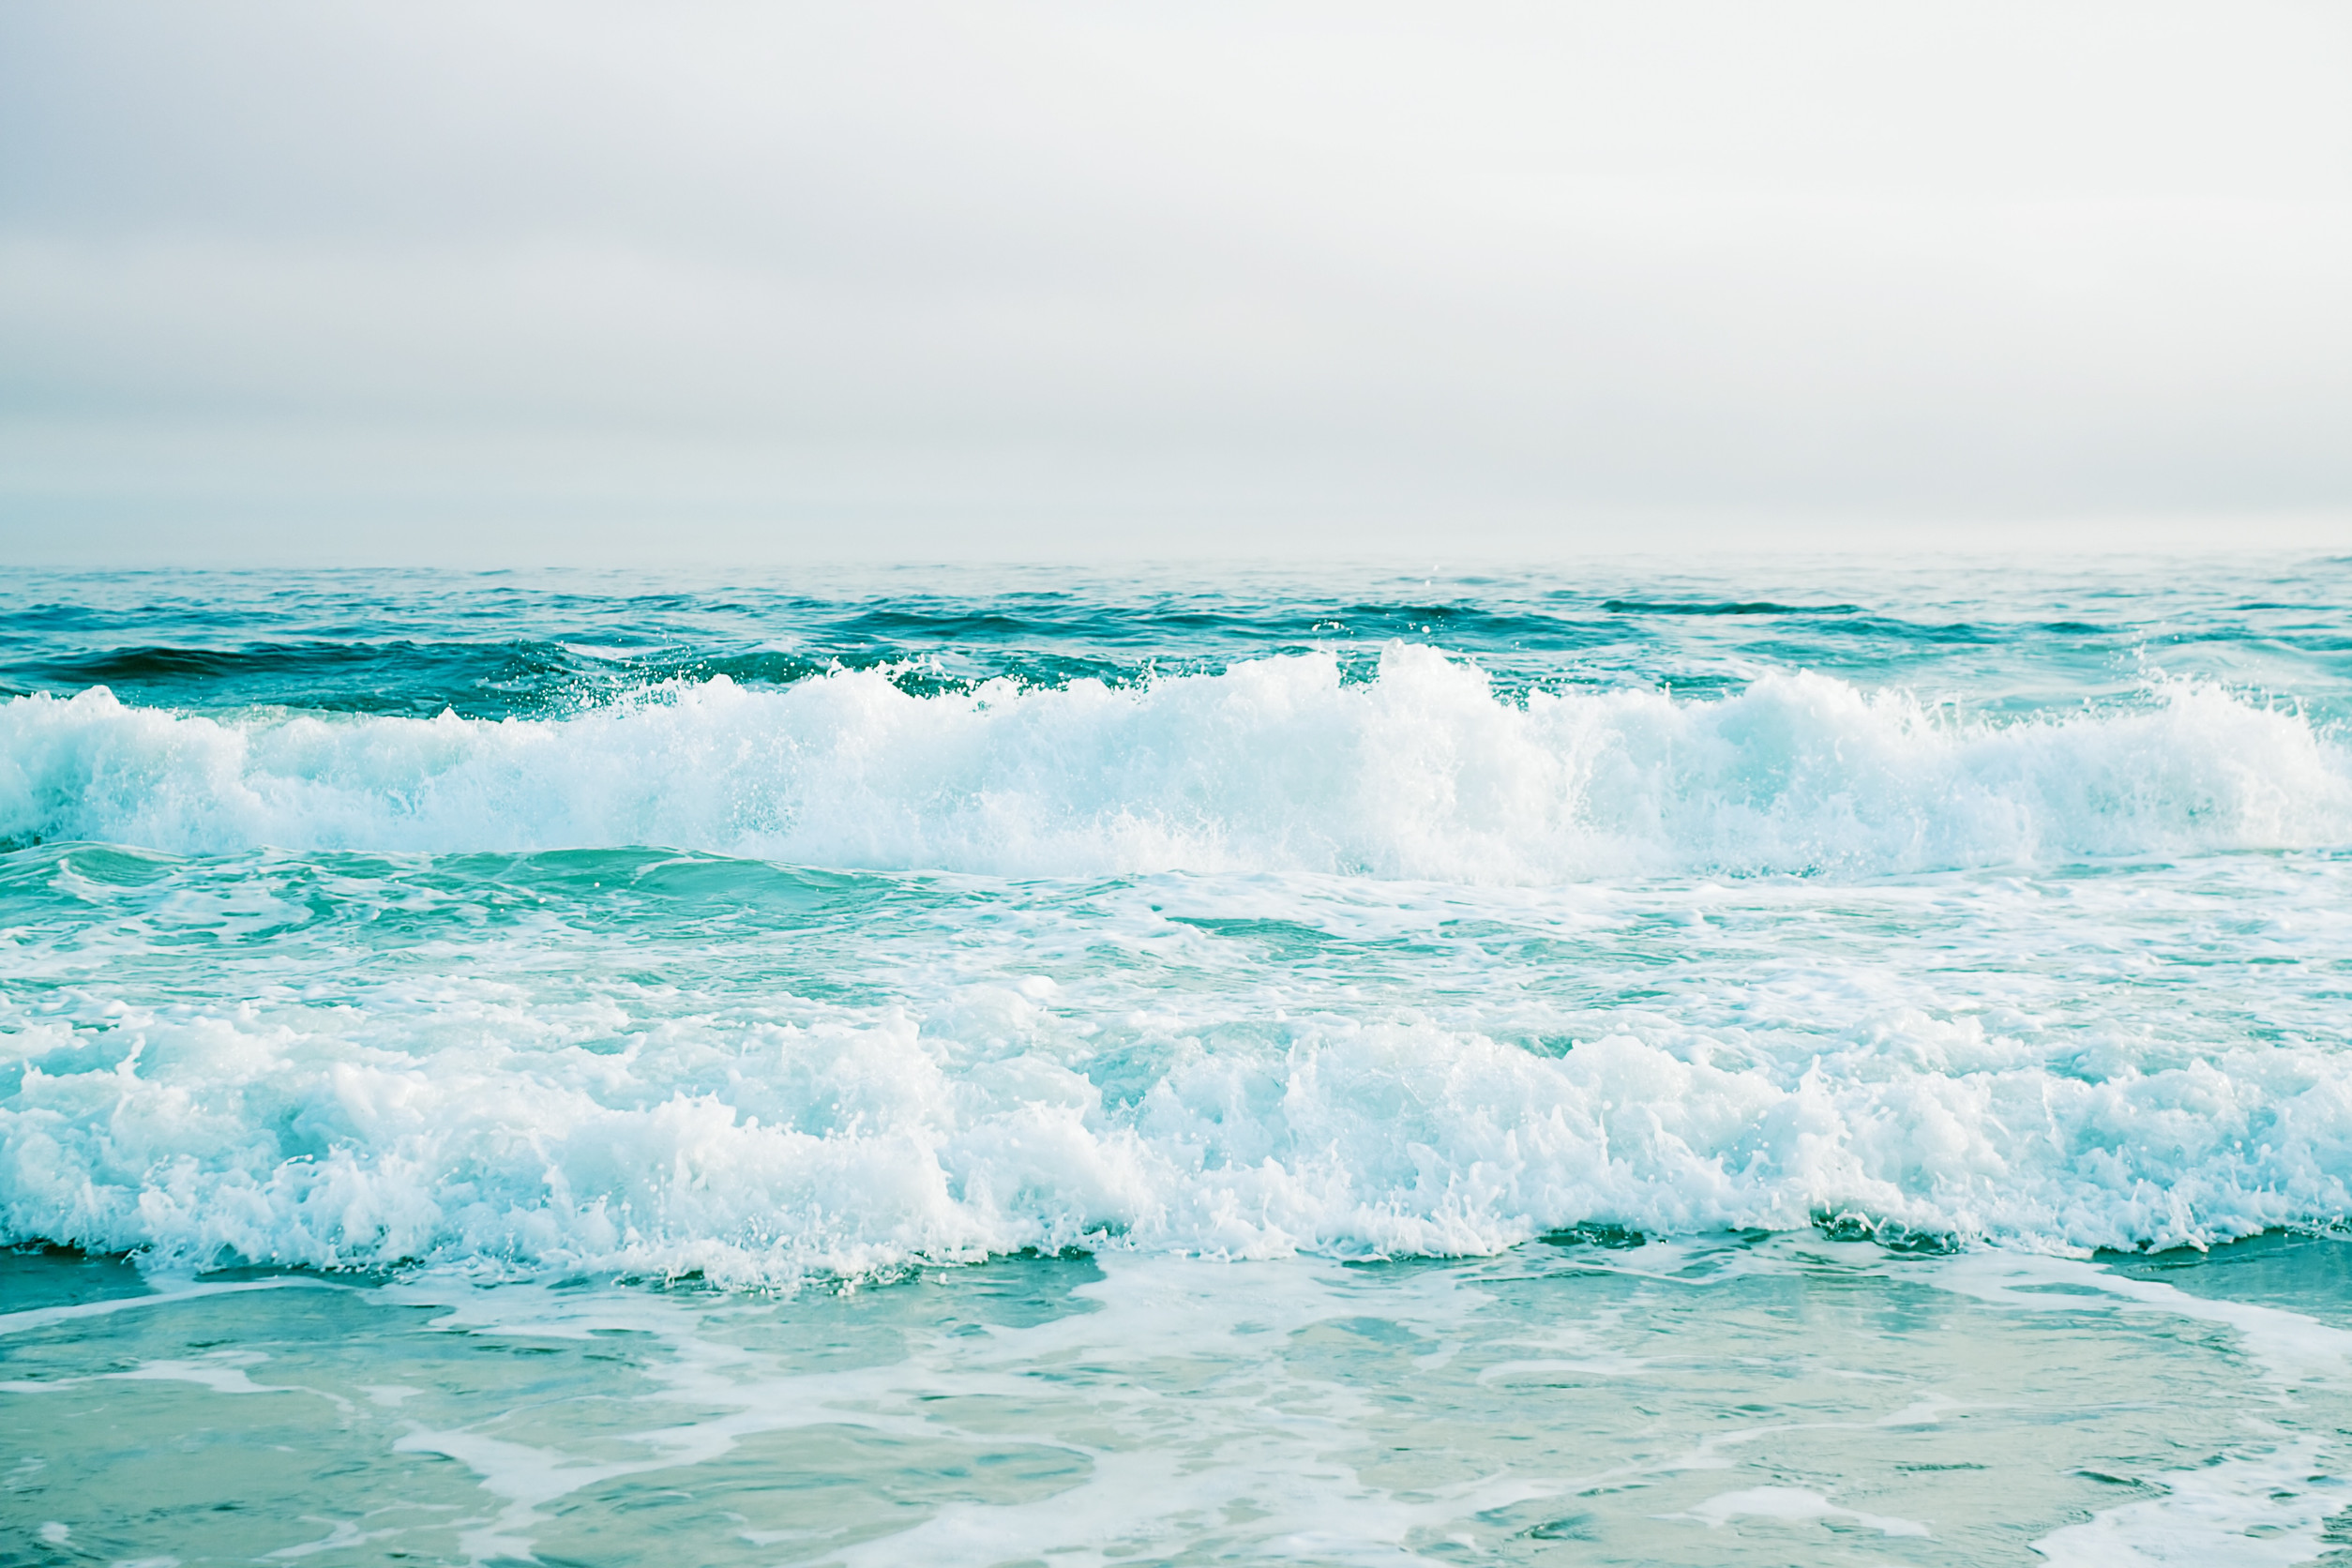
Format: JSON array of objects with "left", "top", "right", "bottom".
[
  {"left": 2029, "top": 1436, "right": 2337, "bottom": 1566},
  {"left": 5, "top": 652, "right": 2345, "bottom": 877},
  {"left": 8, "top": 654, "right": 2352, "bottom": 1277},
  {"left": 12, "top": 979, "right": 2352, "bottom": 1280}
]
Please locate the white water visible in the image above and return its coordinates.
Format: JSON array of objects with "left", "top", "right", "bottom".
[
  {"left": 6, "top": 650, "right": 2347, "bottom": 878},
  {"left": 6, "top": 651, "right": 2352, "bottom": 1282},
  {"left": 8, "top": 857, "right": 2352, "bottom": 1282}
]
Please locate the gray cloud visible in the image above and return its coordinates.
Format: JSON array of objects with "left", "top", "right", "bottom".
[{"left": 4, "top": 0, "right": 2349, "bottom": 562}]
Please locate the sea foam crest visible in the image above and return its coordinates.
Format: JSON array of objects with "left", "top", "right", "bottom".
[
  {"left": 10, "top": 994, "right": 2352, "bottom": 1283},
  {"left": 3, "top": 648, "right": 2346, "bottom": 876}
]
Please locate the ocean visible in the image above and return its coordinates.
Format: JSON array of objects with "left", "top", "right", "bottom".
[{"left": 6, "top": 556, "right": 2352, "bottom": 1564}]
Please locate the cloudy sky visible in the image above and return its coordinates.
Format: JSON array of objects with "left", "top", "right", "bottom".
[{"left": 3, "top": 0, "right": 2348, "bottom": 563}]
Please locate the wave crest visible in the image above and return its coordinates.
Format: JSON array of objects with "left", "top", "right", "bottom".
[
  {"left": 4, "top": 648, "right": 2345, "bottom": 876},
  {"left": 8, "top": 1004, "right": 2345, "bottom": 1282}
]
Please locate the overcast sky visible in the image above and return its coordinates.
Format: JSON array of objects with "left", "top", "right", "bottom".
[{"left": 3, "top": 0, "right": 2349, "bottom": 563}]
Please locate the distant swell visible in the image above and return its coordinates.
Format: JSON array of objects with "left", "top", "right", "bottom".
[{"left": 5, "top": 647, "right": 2347, "bottom": 878}]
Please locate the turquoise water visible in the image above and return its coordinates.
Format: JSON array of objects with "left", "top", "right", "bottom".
[{"left": 8, "top": 557, "right": 2352, "bottom": 1562}]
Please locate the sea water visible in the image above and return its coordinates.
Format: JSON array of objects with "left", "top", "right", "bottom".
[{"left": 5, "top": 557, "right": 2352, "bottom": 1564}]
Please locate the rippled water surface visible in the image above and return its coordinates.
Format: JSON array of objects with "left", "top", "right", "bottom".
[{"left": 7, "top": 556, "right": 2352, "bottom": 1562}]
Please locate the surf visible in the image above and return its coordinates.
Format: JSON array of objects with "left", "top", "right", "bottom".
[{"left": 4, "top": 647, "right": 2345, "bottom": 878}]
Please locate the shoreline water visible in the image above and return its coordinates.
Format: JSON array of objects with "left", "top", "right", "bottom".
[{"left": 10, "top": 1229, "right": 2352, "bottom": 1563}]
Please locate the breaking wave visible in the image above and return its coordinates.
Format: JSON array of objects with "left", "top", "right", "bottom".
[
  {"left": 4, "top": 647, "right": 2346, "bottom": 878},
  {"left": 8, "top": 999, "right": 2351, "bottom": 1283}
]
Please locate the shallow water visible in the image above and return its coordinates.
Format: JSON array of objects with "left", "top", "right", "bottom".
[
  {"left": 6, "top": 556, "right": 2352, "bottom": 1561},
  {"left": 11, "top": 1236, "right": 2352, "bottom": 1564}
]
